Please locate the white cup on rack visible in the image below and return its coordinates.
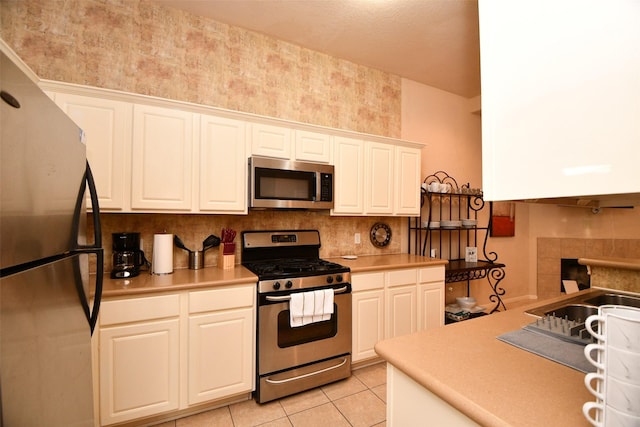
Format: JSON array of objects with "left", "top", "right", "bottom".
[
  {"left": 583, "top": 305, "right": 640, "bottom": 426},
  {"left": 585, "top": 305, "right": 640, "bottom": 351},
  {"left": 585, "top": 373, "right": 640, "bottom": 415}
]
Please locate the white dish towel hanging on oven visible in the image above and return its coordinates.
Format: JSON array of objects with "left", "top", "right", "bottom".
[{"left": 289, "top": 289, "right": 334, "bottom": 327}]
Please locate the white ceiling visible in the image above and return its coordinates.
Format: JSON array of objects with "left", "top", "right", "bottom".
[{"left": 154, "top": 0, "right": 481, "bottom": 98}]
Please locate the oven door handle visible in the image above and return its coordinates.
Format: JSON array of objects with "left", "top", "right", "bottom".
[
  {"left": 265, "top": 357, "right": 348, "bottom": 385},
  {"left": 265, "top": 285, "right": 349, "bottom": 302}
]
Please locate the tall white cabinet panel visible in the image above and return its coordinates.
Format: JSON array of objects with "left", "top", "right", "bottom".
[
  {"left": 188, "top": 308, "right": 254, "bottom": 404},
  {"left": 351, "top": 271, "right": 385, "bottom": 363},
  {"left": 199, "top": 115, "right": 247, "bottom": 213},
  {"left": 54, "top": 93, "right": 131, "bottom": 210},
  {"left": 99, "top": 319, "right": 180, "bottom": 425},
  {"left": 352, "top": 290, "right": 385, "bottom": 362},
  {"left": 479, "top": 1, "right": 640, "bottom": 203},
  {"left": 332, "top": 136, "right": 365, "bottom": 214},
  {"left": 250, "top": 123, "right": 292, "bottom": 159},
  {"left": 131, "top": 104, "right": 194, "bottom": 210},
  {"left": 418, "top": 267, "right": 445, "bottom": 331},
  {"left": 394, "top": 146, "right": 421, "bottom": 216},
  {"left": 365, "top": 142, "right": 394, "bottom": 215},
  {"left": 385, "top": 269, "right": 418, "bottom": 339},
  {"left": 294, "top": 130, "right": 331, "bottom": 163}
]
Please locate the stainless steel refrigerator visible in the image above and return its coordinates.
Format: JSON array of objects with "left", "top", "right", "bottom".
[{"left": 0, "top": 49, "right": 104, "bottom": 426}]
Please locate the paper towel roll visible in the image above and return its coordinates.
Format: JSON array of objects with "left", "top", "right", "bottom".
[{"left": 152, "top": 233, "right": 173, "bottom": 275}]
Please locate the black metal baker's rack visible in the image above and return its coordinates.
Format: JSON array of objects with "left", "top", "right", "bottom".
[{"left": 408, "top": 171, "right": 506, "bottom": 313}]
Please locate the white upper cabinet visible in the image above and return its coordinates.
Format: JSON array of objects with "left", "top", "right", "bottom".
[
  {"left": 294, "top": 130, "right": 331, "bottom": 163},
  {"left": 332, "top": 136, "right": 365, "bottom": 214},
  {"left": 394, "top": 146, "right": 421, "bottom": 215},
  {"left": 479, "top": 1, "right": 640, "bottom": 204},
  {"left": 131, "top": 104, "right": 194, "bottom": 211},
  {"left": 365, "top": 142, "right": 394, "bottom": 215},
  {"left": 54, "top": 93, "right": 131, "bottom": 210},
  {"left": 199, "top": 115, "right": 247, "bottom": 213},
  {"left": 250, "top": 122, "right": 292, "bottom": 159},
  {"left": 333, "top": 138, "right": 421, "bottom": 216}
]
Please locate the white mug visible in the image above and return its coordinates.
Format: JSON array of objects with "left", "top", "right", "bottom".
[
  {"left": 607, "top": 345, "right": 640, "bottom": 384},
  {"left": 583, "top": 401, "right": 604, "bottom": 427},
  {"left": 586, "top": 373, "right": 640, "bottom": 415},
  {"left": 585, "top": 343, "right": 606, "bottom": 371},
  {"left": 585, "top": 372, "right": 605, "bottom": 400}
]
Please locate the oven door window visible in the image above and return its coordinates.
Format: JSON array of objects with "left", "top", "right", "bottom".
[
  {"left": 255, "top": 168, "right": 316, "bottom": 201},
  {"left": 277, "top": 306, "right": 338, "bottom": 347}
]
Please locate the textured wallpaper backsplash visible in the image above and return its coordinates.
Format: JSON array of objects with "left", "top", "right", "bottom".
[
  {"left": 93, "top": 212, "right": 403, "bottom": 272},
  {"left": 1, "top": 0, "right": 401, "bottom": 138}
]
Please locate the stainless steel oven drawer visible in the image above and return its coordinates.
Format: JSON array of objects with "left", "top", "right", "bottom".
[{"left": 257, "top": 354, "right": 351, "bottom": 403}]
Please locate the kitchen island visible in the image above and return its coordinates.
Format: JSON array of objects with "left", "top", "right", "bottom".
[{"left": 375, "top": 290, "right": 597, "bottom": 426}]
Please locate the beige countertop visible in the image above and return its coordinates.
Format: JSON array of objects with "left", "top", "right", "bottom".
[
  {"left": 101, "top": 254, "right": 445, "bottom": 297},
  {"left": 326, "top": 253, "right": 448, "bottom": 272},
  {"left": 375, "top": 291, "right": 598, "bottom": 427},
  {"left": 101, "top": 266, "right": 258, "bottom": 297},
  {"left": 578, "top": 256, "right": 640, "bottom": 271}
]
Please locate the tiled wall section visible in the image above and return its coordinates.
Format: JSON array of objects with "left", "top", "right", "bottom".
[
  {"left": 537, "top": 238, "right": 640, "bottom": 299},
  {"left": 0, "top": 0, "right": 401, "bottom": 138},
  {"left": 93, "top": 212, "right": 402, "bottom": 272}
]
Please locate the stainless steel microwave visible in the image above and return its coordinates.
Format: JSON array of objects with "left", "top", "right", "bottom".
[{"left": 249, "top": 156, "right": 334, "bottom": 209}]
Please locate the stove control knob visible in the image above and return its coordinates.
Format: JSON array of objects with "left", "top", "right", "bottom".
[
  {"left": 326, "top": 276, "right": 334, "bottom": 284},
  {"left": 285, "top": 281, "right": 293, "bottom": 289},
  {"left": 336, "top": 275, "right": 343, "bottom": 283},
  {"left": 273, "top": 282, "right": 281, "bottom": 290}
]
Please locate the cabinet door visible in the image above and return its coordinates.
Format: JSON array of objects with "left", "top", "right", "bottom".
[
  {"left": 479, "top": 2, "right": 640, "bottom": 202},
  {"left": 332, "top": 136, "right": 365, "bottom": 215},
  {"left": 294, "top": 130, "right": 331, "bottom": 163},
  {"left": 188, "top": 308, "right": 254, "bottom": 404},
  {"left": 365, "top": 142, "right": 394, "bottom": 214},
  {"left": 418, "top": 267, "right": 445, "bottom": 331},
  {"left": 250, "top": 122, "right": 292, "bottom": 159},
  {"left": 352, "top": 289, "right": 385, "bottom": 362},
  {"left": 99, "top": 319, "right": 180, "bottom": 425},
  {"left": 55, "top": 93, "right": 131, "bottom": 210},
  {"left": 418, "top": 283, "right": 444, "bottom": 331},
  {"left": 131, "top": 104, "right": 194, "bottom": 210},
  {"left": 385, "top": 285, "right": 417, "bottom": 339},
  {"left": 394, "top": 146, "right": 421, "bottom": 216},
  {"left": 199, "top": 115, "right": 247, "bottom": 213}
]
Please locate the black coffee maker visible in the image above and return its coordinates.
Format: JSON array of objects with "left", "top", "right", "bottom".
[{"left": 111, "top": 232, "right": 147, "bottom": 279}]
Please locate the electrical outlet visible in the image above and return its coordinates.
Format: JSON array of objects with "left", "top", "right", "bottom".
[{"left": 354, "top": 233, "right": 361, "bottom": 244}]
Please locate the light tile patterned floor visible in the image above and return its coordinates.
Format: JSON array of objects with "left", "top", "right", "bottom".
[{"left": 153, "top": 363, "right": 387, "bottom": 427}]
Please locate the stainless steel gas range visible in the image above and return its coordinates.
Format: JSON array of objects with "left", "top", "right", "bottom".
[{"left": 241, "top": 230, "right": 352, "bottom": 403}]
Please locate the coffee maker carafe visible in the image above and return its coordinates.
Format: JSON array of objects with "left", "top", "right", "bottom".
[{"left": 111, "top": 232, "right": 147, "bottom": 279}]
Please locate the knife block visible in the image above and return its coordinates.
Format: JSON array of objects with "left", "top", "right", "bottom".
[{"left": 217, "top": 244, "right": 235, "bottom": 269}]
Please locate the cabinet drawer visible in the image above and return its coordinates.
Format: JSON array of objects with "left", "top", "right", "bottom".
[
  {"left": 351, "top": 272, "right": 385, "bottom": 292},
  {"left": 189, "top": 285, "right": 255, "bottom": 314},
  {"left": 100, "top": 294, "right": 180, "bottom": 326},
  {"left": 419, "top": 266, "right": 445, "bottom": 283},
  {"left": 387, "top": 269, "right": 417, "bottom": 287}
]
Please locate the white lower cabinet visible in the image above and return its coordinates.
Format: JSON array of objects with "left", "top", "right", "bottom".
[
  {"left": 418, "top": 266, "right": 445, "bottom": 331},
  {"left": 97, "top": 284, "right": 255, "bottom": 425},
  {"left": 385, "top": 269, "right": 418, "bottom": 339},
  {"left": 187, "top": 287, "right": 255, "bottom": 405},
  {"left": 351, "top": 272, "right": 385, "bottom": 363},
  {"left": 351, "top": 266, "right": 444, "bottom": 364},
  {"left": 99, "top": 294, "right": 180, "bottom": 425}
]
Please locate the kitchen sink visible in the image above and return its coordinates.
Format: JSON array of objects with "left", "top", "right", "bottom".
[
  {"left": 526, "top": 289, "right": 640, "bottom": 318},
  {"left": 524, "top": 290, "right": 640, "bottom": 345},
  {"left": 582, "top": 293, "right": 640, "bottom": 308}
]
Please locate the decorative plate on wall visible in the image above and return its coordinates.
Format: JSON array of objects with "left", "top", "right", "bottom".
[{"left": 370, "top": 222, "right": 391, "bottom": 247}]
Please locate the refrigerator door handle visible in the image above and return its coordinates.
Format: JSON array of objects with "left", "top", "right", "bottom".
[{"left": 71, "top": 161, "right": 104, "bottom": 334}]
